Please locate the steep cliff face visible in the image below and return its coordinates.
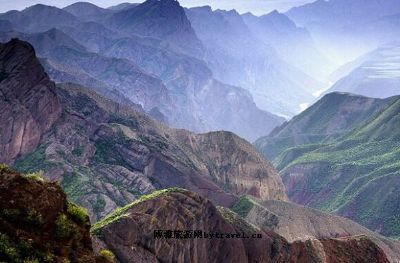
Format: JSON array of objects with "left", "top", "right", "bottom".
[
  {"left": 0, "top": 166, "right": 102, "bottom": 262},
  {"left": 178, "top": 131, "right": 287, "bottom": 201},
  {"left": 0, "top": 29, "right": 173, "bottom": 115},
  {"left": 92, "top": 189, "right": 390, "bottom": 263},
  {"left": 106, "top": 0, "right": 204, "bottom": 58},
  {"left": 0, "top": 38, "right": 61, "bottom": 164}
]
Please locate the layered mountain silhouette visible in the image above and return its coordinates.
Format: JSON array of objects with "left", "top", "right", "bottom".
[
  {"left": 286, "top": 0, "right": 400, "bottom": 64},
  {"left": 0, "top": 0, "right": 285, "bottom": 141},
  {"left": 0, "top": 4, "right": 79, "bottom": 33},
  {"left": 242, "top": 10, "right": 334, "bottom": 82},
  {"left": 326, "top": 44, "right": 400, "bottom": 98},
  {"left": 186, "top": 6, "right": 323, "bottom": 116}
]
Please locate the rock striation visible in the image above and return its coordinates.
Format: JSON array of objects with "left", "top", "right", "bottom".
[{"left": 0, "top": 38, "right": 61, "bottom": 164}]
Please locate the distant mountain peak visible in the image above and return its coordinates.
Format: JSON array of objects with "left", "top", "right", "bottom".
[
  {"left": 24, "top": 3, "right": 59, "bottom": 12},
  {"left": 107, "top": 0, "right": 204, "bottom": 57}
]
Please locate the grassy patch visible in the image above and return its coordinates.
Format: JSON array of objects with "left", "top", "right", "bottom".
[
  {"left": 217, "top": 207, "right": 259, "bottom": 233},
  {"left": 71, "top": 147, "right": 83, "bottom": 157},
  {"left": 91, "top": 196, "right": 106, "bottom": 215},
  {"left": 67, "top": 203, "right": 88, "bottom": 224},
  {"left": 13, "top": 145, "right": 51, "bottom": 173},
  {"left": 25, "top": 209, "right": 43, "bottom": 226},
  {"left": 54, "top": 214, "right": 73, "bottom": 239},
  {"left": 231, "top": 196, "right": 256, "bottom": 218},
  {"left": 98, "top": 249, "right": 115, "bottom": 262},
  {"left": 91, "top": 188, "right": 187, "bottom": 236},
  {"left": 0, "top": 163, "right": 10, "bottom": 173},
  {"left": 61, "top": 172, "right": 88, "bottom": 202},
  {"left": 24, "top": 171, "right": 45, "bottom": 182}
]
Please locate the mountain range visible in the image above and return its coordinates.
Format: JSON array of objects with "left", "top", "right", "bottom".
[
  {"left": 326, "top": 43, "right": 400, "bottom": 98},
  {"left": 186, "top": 6, "right": 325, "bottom": 116},
  {"left": 2, "top": 34, "right": 400, "bottom": 263},
  {"left": 1, "top": 0, "right": 400, "bottom": 262},
  {"left": 255, "top": 91, "right": 400, "bottom": 238},
  {"left": 286, "top": 0, "right": 400, "bottom": 64},
  {"left": 0, "top": 0, "right": 285, "bottom": 141}
]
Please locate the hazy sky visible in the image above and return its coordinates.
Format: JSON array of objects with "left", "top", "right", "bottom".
[{"left": 0, "top": 0, "right": 315, "bottom": 15}]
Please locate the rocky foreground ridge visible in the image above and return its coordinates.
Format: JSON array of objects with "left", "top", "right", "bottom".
[
  {"left": 0, "top": 165, "right": 113, "bottom": 263},
  {"left": 91, "top": 187, "right": 390, "bottom": 263},
  {"left": 0, "top": 166, "right": 391, "bottom": 263}
]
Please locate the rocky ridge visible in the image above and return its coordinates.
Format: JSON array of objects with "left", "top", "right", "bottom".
[
  {"left": 92, "top": 188, "right": 390, "bottom": 263},
  {"left": 0, "top": 165, "right": 110, "bottom": 263},
  {"left": 0, "top": 38, "right": 61, "bottom": 164}
]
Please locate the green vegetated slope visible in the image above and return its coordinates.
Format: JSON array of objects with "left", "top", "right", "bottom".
[{"left": 255, "top": 92, "right": 400, "bottom": 238}]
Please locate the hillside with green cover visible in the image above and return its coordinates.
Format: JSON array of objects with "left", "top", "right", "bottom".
[{"left": 255, "top": 92, "right": 400, "bottom": 238}]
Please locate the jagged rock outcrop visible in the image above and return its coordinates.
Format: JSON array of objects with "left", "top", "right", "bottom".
[
  {"left": 92, "top": 188, "right": 390, "bottom": 263},
  {"left": 0, "top": 166, "right": 103, "bottom": 262},
  {"left": 0, "top": 38, "right": 61, "bottom": 164},
  {"left": 0, "top": 29, "right": 173, "bottom": 115},
  {"left": 177, "top": 131, "right": 287, "bottom": 201},
  {"left": 106, "top": 0, "right": 204, "bottom": 58}
]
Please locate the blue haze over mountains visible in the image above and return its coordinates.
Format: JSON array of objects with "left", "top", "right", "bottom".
[{"left": 0, "top": 0, "right": 399, "bottom": 136}]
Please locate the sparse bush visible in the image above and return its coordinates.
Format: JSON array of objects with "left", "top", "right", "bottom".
[
  {"left": 54, "top": 214, "right": 73, "bottom": 238},
  {"left": 43, "top": 252, "right": 54, "bottom": 263},
  {"left": 0, "top": 163, "right": 10, "bottom": 173},
  {"left": 24, "top": 171, "right": 45, "bottom": 182},
  {"left": 72, "top": 147, "right": 83, "bottom": 157},
  {"left": 1, "top": 208, "right": 21, "bottom": 220},
  {"left": 231, "top": 196, "right": 256, "bottom": 218},
  {"left": 99, "top": 249, "right": 115, "bottom": 262},
  {"left": 67, "top": 202, "right": 88, "bottom": 224},
  {"left": 23, "top": 258, "right": 40, "bottom": 263},
  {"left": 0, "top": 233, "right": 18, "bottom": 260},
  {"left": 26, "top": 209, "right": 43, "bottom": 226}
]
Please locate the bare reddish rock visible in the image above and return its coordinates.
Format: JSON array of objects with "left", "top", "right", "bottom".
[{"left": 0, "top": 38, "right": 61, "bottom": 163}]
